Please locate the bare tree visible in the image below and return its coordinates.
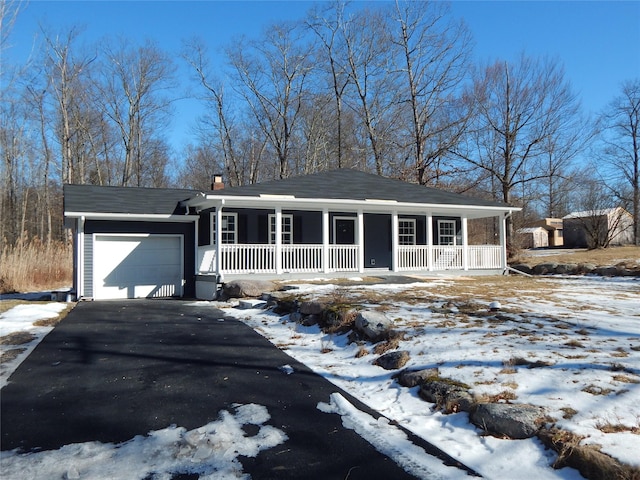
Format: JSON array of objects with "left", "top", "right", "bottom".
[
  {"left": 598, "top": 79, "right": 640, "bottom": 245},
  {"left": 341, "top": 7, "right": 398, "bottom": 175},
  {"left": 98, "top": 38, "right": 175, "bottom": 186},
  {"left": 390, "top": 0, "right": 472, "bottom": 185},
  {"left": 306, "top": 0, "right": 353, "bottom": 168},
  {"left": 455, "top": 55, "right": 581, "bottom": 246},
  {"left": 42, "top": 26, "right": 96, "bottom": 185},
  {"left": 183, "top": 38, "right": 253, "bottom": 186},
  {"left": 227, "top": 21, "right": 313, "bottom": 179}
]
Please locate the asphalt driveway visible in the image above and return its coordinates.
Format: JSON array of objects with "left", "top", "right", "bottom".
[{"left": 1, "top": 300, "right": 472, "bottom": 479}]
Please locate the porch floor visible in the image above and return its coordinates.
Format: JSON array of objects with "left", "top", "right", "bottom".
[{"left": 201, "top": 268, "right": 506, "bottom": 285}]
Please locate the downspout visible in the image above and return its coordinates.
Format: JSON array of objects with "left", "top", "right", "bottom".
[{"left": 501, "top": 210, "right": 513, "bottom": 273}]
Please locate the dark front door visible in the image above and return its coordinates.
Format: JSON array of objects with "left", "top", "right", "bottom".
[{"left": 334, "top": 218, "right": 355, "bottom": 244}]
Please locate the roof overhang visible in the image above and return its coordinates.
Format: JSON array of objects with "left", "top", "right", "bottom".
[
  {"left": 64, "top": 212, "right": 200, "bottom": 223},
  {"left": 180, "top": 194, "right": 519, "bottom": 219}
]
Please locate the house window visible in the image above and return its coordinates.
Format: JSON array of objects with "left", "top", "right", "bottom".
[
  {"left": 398, "top": 219, "right": 416, "bottom": 245},
  {"left": 437, "top": 219, "right": 456, "bottom": 245},
  {"left": 268, "top": 214, "right": 293, "bottom": 244},
  {"left": 212, "top": 213, "right": 237, "bottom": 244}
]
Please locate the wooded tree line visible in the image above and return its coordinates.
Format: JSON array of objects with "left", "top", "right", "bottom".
[{"left": 1, "top": 0, "right": 638, "bottom": 247}]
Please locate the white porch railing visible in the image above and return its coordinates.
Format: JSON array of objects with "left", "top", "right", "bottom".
[
  {"left": 198, "top": 244, "right": 502, "bottom": 275},
  {"left": 397, "top": 245, "right": 502, "bottom": 271},
  {"left": 433, "top": 246, "right": 463, "bottom": 270},
  {"left": 329, "top": 245, "right": 358, "bottom": 272},
  {"left": 197, "top": 244, "right": 359, "bottom": 274},
  {"left": 221, "top": 244, "right": 276, "bottom": 274},
  {"left": 467, "top": 245, "right": 503, "bottom": 269},
  {"left": 282, "top": 244, "right": 323, "bottom": 273}
]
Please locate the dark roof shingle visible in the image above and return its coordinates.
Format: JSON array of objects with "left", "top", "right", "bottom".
[
  {"left": 63, "top": 184, "right": 196, "bottom": 215},
  {"left": 218, "top": 169, "right": 508, "bottom": 208},
  {"left": 64, "top": 169, "right": 510, "bottom": 215}
]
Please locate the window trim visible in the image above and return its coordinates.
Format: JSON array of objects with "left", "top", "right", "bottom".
[
  {"left": 268, "top": 213, "right": 294, "bottom": 244},
  {"left": 437, "top": 219, "right": 457, "bottom": 246},
  {"left": 398, "top": 218, "right": 417, "bottom": 245},
  {"left": 211, "top": 211, "right": 238, "bottom": 244}
]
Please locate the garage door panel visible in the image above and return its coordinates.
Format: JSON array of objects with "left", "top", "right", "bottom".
[{"left": 93, "top": 235, "right": 183, "bottom": 300}]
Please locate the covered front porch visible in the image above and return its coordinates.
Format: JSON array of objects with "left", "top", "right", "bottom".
[
  {"left": 190, "top": 199, "right": 509, "bottom": 282},
  {"left": 197, "top": 242, "right": 504, "bottom": 275},
  {"left": 176, "top": 169, "right": 519, "bottom": 300}
]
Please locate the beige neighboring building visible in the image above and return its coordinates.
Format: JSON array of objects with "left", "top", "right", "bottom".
[
  {"left": 517, "top": 227, "right": 549, "bottom": 249},
  {"left": 530, "top": 218, "right": 564, "bottom": 247},
  {"left": 563, "top": 208, "right": 634, "bottom": 248}
]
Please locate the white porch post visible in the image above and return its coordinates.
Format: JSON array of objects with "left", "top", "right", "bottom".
[
  {"left": 461, "top": 215, "right": 469, "bottom": 271},
  {"left": 77, "top": 216, "right": 85, "bottom": 298},
  {"left": 215, "top": 206, "right": 223, "bottom": 276},
  {"left": 357, "top": 209, "right": 365, "bottom": 273},
  {"left": 194, "top": 217, "right": 199, "bottom": 275},
  {"left": 275, "top": 207, "right": 283, "bottom": 274},
  {"left": 426, "top": 213, "right": 433, "bottom": 271},
  {"left": 322, "top": 208, "right": 330, "bottom": 273},
  {"left": 391, "top": 211, "right": 399, "bottom": 272},
  {"left": 499, "top": 213, "right": 508, "bottom": 270}
]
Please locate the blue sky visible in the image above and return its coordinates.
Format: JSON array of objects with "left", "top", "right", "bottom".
[{"left": 6, "top": 1, "right": 640, "bottom": 153}]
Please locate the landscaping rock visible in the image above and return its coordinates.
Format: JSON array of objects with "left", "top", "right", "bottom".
[
  {"left": 238, "top": 299, "right": 267, "bottom": 309},
  {"left": 419, "top": 380, "right": 474, "bottom": 413},
  {"left": 555, "top": 263, "right": 578, "bottom": 275},
  {"left": 289, "top": 311, "right": 303, "bottom": 323},
  {"left": 300, "top": 301, "right": 325, "bottom": 315},
  {"left": 322, "top": 306, "right": 357, "bottom": 333},
  {"left": 470, "top": 403, "right": 546, "bottom": 439},
  {"left": 395, "top": 368, "right": 439, "bottom": 388},
  {"left": 272, "top": 299, "right": 298, "bottom": 315},
  {"left": 301, "top": 314, "right": 321, "bottom": 327},
  {"left": 373, "top": 351, "right": 410, "bottom": 370},
  {"left": 355, "top": 310, "right": 394, "bottom": 342},
  {"left": 595, "top": 266, "right": 619, "bottom": 277},
  {"left": 222, "top": 280, "right": 277, "bottom": 299},
  {"left": 533, "top": 263, "right": 558, "bottom": 275},
  {"left": 576, "top": 263, "right": 597, "bottom": 274}
]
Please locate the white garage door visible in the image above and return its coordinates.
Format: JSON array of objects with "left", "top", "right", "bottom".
[{"left": 93, "top": 234, "right": 183, "bottom": 299}]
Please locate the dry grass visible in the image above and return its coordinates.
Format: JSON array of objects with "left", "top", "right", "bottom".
[
  {"left": 595, "top": 421, "right": 640, "bottom": 435},
  {"left": 1, "top": 236, "right": 73, "bottom": 294},
  {"left": 513, "top": 245, "right": 640, "bottom": 267}
]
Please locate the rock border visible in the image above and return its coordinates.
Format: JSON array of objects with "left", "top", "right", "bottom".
[
  {"left": 510, "top": 261, "right": 640, "bottom": 277},
  {"left": 261, "top": 292, "right": 640, "bottom": 480}
]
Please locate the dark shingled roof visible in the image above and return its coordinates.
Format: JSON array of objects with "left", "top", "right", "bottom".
[
  {"left": 64, "top": 169, "right": 510, "bottom": 215},
  {"left": 63, "top": 184, "right": 196, "bottom": 215},
  {"left": 218, "top": 169, "right": 508, "bottom": 208}
]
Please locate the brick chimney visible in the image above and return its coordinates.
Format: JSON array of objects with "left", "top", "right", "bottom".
[{"left": 211, "top": 174, "right": 224, "bottom": 191}]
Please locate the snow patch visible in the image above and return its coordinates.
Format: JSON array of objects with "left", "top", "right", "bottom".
[
  {"left": 318, "top": 392, "right": 469, "bottom": 480},
  {"left": 0, "top": 403, "right": 287, "bottom": 480}
]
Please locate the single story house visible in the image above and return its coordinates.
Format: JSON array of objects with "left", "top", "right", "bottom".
[
  {"left": 516, "top": 227, "right": 549, "bottom": 249},
  {"left": 563, "top": 207, "right": 634, "bottom": 248},
  {"left": 64, "top": 169, "right": 519, "bottom": 300}
]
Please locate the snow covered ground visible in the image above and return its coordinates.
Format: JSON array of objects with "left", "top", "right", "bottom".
[
  {"left": 225, "top": 275, "right": 639, "bottom": 479},
  {"left": 1, "top": 275, "right": 638, "bottom": 479}
]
